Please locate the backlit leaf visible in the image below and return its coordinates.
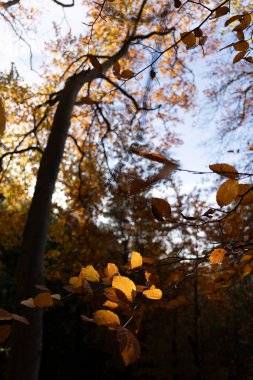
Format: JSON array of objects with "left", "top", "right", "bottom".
[
  {"left": 104, "top": 263, "right": 119, "bottom": 279},
  {"left": 112, "top": 276, "right": 136, "bottom": 301},
  {"left": 103, "top": 300, "right": 118, "bottom": 309},
  {"left": 180, "top": 32, "right": 196, "bottom": 48},
  {"left": 93, "top": 309, "right": 120, "bottom": 329},
  {"left": 151, "top": 197, "right": 171, "bottom": 221},
  {"left": 130, "top": 251, "right": 143, "bottom": 269},
  {"left": 69, "top": 276, "right": 83, "bottom": 287},
  {"left": 143, "top": 285, "right": 162, "bottom": 300},
  {"left": 33, "top": 293, "right": 54, "bottom": 308},
  {"left": 104, "top": 287, "right": 129, "bottom": 304},
  {"left": 233, "top": 41, "right": 249, "bottom": 51},
  {"left": 209, "top": 163, "right": 238, "bottom": 179},
  {"left": 216, "top": 179, "right": 239, "bottom": 207},
  {"left": 214, "top": 6, "right": 229, "bottom": 18},
  {"left": 121, "top": 69, "right": 134, "bottom": 79},
  {"left": 210, "top": 248, "right": 227, "bottom": 264},
  {"left": 236, "top": 184, "right": 253, "bottom": 205},
  {"left": 88, "top": 54, "right": 102, "bottom": 72},
  {"left": 117, "top": 326, "right": 141, "bottom": 365},
  {"left": 233, "top": 51, "right": 246, "bottom": 64},
  {"left": 80, "top": 265, "right": 100, "bottom": 282}
]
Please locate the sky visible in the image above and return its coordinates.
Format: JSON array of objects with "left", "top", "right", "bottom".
[{"left": 0, "top": 0, "right": 232, "bottom": 205}]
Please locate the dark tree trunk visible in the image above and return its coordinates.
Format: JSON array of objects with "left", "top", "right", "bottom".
[{"left": 8, "top": 45, "right": 129, "bottom": 380}]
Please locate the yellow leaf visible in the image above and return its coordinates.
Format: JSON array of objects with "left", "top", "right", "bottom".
[
  {"left": 233, "top": 51, "right": 246, "bottom": 64},
  {"left": 180, "top": 32, "right": 196, "bottom": 48},
  {"left": 104, "top": 263, "right": 119, "bottom": 279},
  {"left": 209, "top": 163, "right": 238, "bottom": 179},
  {"left": 143, "top": 285, "right": 162, "bottom": 300},
  {"left": 0, "top": 97, "right": 6, "bottom": 138},
  {"left": 216, "top": 179, "right": 239, "bottom": 207},
  {"left": 33, "top": 293, "right": 53, "bottom": 308},
  {"left": 236, "top": 184, "right": 253, "bottom": 205},
  {"left": 112, "top": 275, "right": 136, "bottom": 301},
  {"left": 93, "top": 309, "right": 120, "bottom": 329},
  {"left": 210, "top": 248, "right": 227, "bottom": 264},
  {"left": 117, "top": 326, "right": 141, "bottom": 365},
  {"left": 69, "top": 276, "right": 83, "bottom": 287},
  {"left": 233, "top": 41, "right": 249, "bottom": 51},
  {"left": 20, "top": 298, "right": 35, "bottom": 308},
  {"left": 80, "top": 265, "right": 100, "bottom": 282},
  {"left": 130, "top": 251, "right": 143, "bottom": 269},
  {"left": 103, "top": 300, "right": 118, "bottom": 309},
  {"left": 121, "top": 69, "right": 135, "bottom": 79}
]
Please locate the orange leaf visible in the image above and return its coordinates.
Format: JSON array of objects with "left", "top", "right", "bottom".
[
  {"left": 143, "top": 285, "right": 162, "bottom": 300},
  {"left": 80, "top": 265, "right": 100, "bottom": 282},
  {"left": 210, "top": 248, "right": 227, "bottom": 264},
  {"left": 209, "top": 163, "right": 238, "bottom": 179},
  {"left": 33, "top": 293, "right": 54, "bottom": 308},
  {"left": 233, "top": 41, "right": 249, "bottom": 51},
  {"left": 121, "top": 69, "right": 134, "bottom": 79},
  {"left": 216, "top": 179, "right": 239, "bottom": 207},
  {"left": 233, "top": 51, "right": 246, "bottom": 64}
]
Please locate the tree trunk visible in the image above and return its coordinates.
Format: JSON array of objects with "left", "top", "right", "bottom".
[
  {"left": 8, "top": 73, "right": 86, "bottom": 380},
  {"left": 8, "top": 45, "right": 130, "bottom": 380}
]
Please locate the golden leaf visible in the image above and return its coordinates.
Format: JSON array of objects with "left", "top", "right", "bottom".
[
  {"left": 112, "top": 275, "right": 136, "bottom": 301},
  {"left": 121, "top": 69, "right": 134, "bottom": 79},
  {"left": 69, "top": 276, "right": 83, "bottom": 287},
  {"left": 180, "top": 32, "right": 196, "bottom": 48},
  {"left": 80, "top": 265, "right": 100, "bottom": 282},
  {"left": 143, "top": 285, "right": 162, "bottom": 300},
  {"left": 209, "top": 248, "right": 227, "bottom": 264},
  {"left": 104, "top": 263, "right": 119, "bottom": 279},
  {"left": 216, "top": 179, "right": 239, "bottom": 207},
  {"left": 93, "top": 309, "right": 120, "bottom": 329},
  {"left": 130, "top": 251, "right": 143, "bottom": 269},
  {"left": 0, "top": 97, "right": 6, "bottom": 138},
  {"left": 233, "top": 41, "right": 249, "bottom": 51},
  {"left": 236, "top": 184, "right": 253, "bottom": 205},
  {"left": 103, "top": 300, "right": 118, "bottom": 309},
  {"left": 117, "top": 326, "right": 141, "bottom": 365},
  {"left": 33, "top": 293, "right": 53, "bottom": 308},
  {"left": 209, "top": 163, "right": 238, "bottom": 179}
]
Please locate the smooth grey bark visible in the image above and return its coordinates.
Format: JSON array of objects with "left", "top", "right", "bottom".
[{"left": 8, "top": 44, "right": 129, "bottom": 380}]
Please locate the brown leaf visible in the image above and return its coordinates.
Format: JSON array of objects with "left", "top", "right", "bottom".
[
  {"left": 233, "top": 51, "right": 246, "bottom": 64},
  {"left": 0, "top": 309, "right": 12, "bottom": 320},
  {"left": 174, "top": 0, "right": 182, "bottom": 8},
  {"left": 180, "top": 32, "right": 196, "bottom": 48},
  {"left": 79, "top": 96, "right": 96, "bottom": 105},
  {"left": 117, "top": 326, "right": 141, "bottom": 365},
  {"left": 104, "top": 287, "right": 129, "bottom": 304},
  {"left": 88, "top": 54, "right": 102, "bottom": 72},
  {"left": 233, "top": 41, "right": 249, "bottom": 51},
  {"left": 0, "top": 97, "right": 6, "bottom": 138},
  {"left": 180, "top": 213, "right": 198, "bottom": 221},
  {"left": 199, "top": 36, "right": 208, "bottom": 46},
  {"left": 0, "top": 325, "right": 11, "bottom": 343},
  {"left": 129, "top": 178, "right": 148, "bottom": 195},
  {"left": 151, "top": 198, "right": 171, "bottom": 222},
  {"left": 113, "top": 62, "right": 121, "bottom": 76},
  {"left": 224, "top": 14, "right": 241, "bottom": 27},
  {"left": 214, "top": 6, "right": 229, "bottom": 18},
  {"left": 209, "top": 163, "right": 238, "bottom": 179},
  {"left": 216, "top": 179, "right": 239, "bottom": 207},
  {"left": 236, "top": 184, "right": 253, "bottom": 205},
  {"left": 121, "top": 69, "right": 135, "bottom": 79},
  {"left": 194, "top": 28, "right": 203, "bottom": 37},
  {"left": 11, "top": 314, "right": 29, "bottom": 325}
]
